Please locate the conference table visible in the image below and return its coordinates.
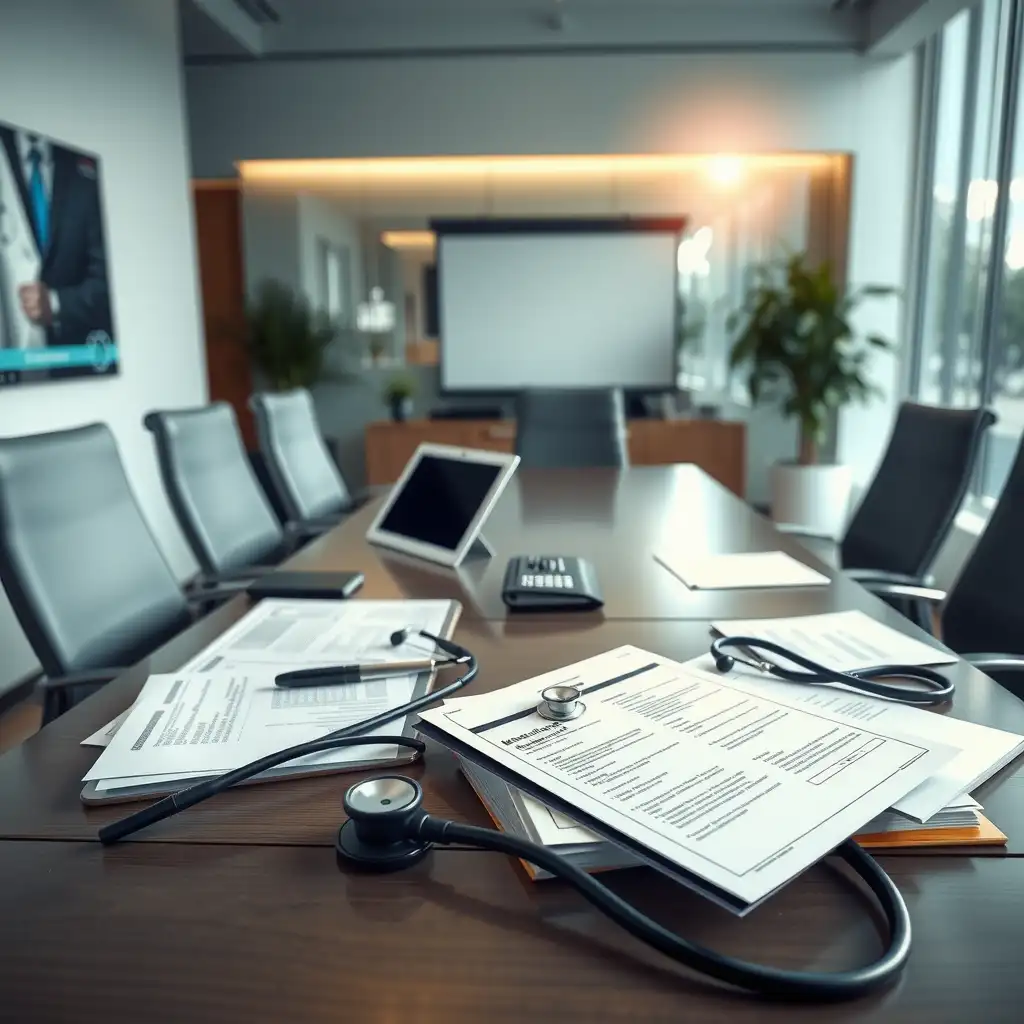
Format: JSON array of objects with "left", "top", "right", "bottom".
[{"left": 2, "top": 465, "right": 1024, "bottom": 1022}]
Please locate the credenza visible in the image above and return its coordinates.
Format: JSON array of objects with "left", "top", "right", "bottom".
[{"left": 364, "top": 418, "right": 746, "bottom": 495}]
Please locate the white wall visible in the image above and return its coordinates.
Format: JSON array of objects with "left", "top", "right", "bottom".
[
  {"left": 297, "top": 195, "right": 363, "bottom": 318},
  {"left": 0, "top": 0, "right": 206, "bottom": 693},
  {"left": 188, "top": 50, "right": 918, "bottom": 496}
]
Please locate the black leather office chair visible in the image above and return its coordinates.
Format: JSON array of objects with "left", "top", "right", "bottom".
[
  {"left": 249, "top": 388, "right": 364, "bottom": 529},
  {"left": 840, "top": 403, "right": 995, "bottom": 581},
  {"left": 515, "top": 389, "right": 629, "bottom": 469},
  {"left": 145, "top": 403, "right": 296, "bottom": 586},
  {"left": 860, "top": 431, "right": 1024, "bottom": 699},
  {"left": 0, "top": 424, "right": 233, "bottom": 725}
]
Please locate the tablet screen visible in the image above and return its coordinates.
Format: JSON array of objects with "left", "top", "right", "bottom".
[{"left": 378, "top": 454, "right": 503, "bottom": 550}]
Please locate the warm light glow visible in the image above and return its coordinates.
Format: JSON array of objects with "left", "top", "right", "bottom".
[
  {"left": 381, "top": 230, "right": 436, "bottom": 250},
  {"left": 707, "top": 156, "right": 744, "bottom": 187},
  {"left": 677, "top": 227, "right": 713, "bottom": 277},
  {"left": 237, "top": 152, "right": 831, "bottom": 188}
]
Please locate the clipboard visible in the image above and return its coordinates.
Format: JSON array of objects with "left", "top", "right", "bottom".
[{"left": 81, "top": 599, "right": 462, "bottom": 806}]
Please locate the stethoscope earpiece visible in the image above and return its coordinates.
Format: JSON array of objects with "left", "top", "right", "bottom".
[
  {"left": 336, "top": 776, "right": 432, "bottom": 872},
  {"left": 713, "top": 654, "right": 735, "bottom": 674}
]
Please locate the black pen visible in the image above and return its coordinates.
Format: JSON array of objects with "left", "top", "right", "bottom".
[{"left": 274, "top": 659, "right": 437, "bottom": 688}]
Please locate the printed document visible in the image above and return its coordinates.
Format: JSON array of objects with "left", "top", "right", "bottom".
[
  {"left": 82, "top": 598, "right": 456, "bottom": 749},
  {"left": 654, "top": 550, "right": 829, "bottom": 590},
  {"left": 84, "top": 668, "right": 420, "bottom": 789},
  {"left": 712, "top": 609, "right": 956, "bottom": 671},
  {"left": 693, "top": 654, "right": 1024, "bottom": 821},
  {"left": 419, "top": 645, "right": 958, "bottom": 910}
]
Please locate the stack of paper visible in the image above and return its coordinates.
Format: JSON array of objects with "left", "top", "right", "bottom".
[
  {"left": 419, "top": 614, "right": 1023, "bottom": 912},
  {"left": 418, "top": 644, "right": 963, "bottom": 914},
  {"left": 457, "top": 759, "right": 1004, "bottom": 880},
  {"left": 81, "top": 599, "right": 459, "bottom": 802}
]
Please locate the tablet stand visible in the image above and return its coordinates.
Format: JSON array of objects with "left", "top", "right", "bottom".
[{"left": 459, "top": 534, "right": 495, "bottom": 562}]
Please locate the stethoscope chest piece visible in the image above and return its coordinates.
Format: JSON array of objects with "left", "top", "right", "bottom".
[
  {"left": 537, "top": 684, "right": 585, "bottom": 721},
  {"left": 336, "top": 776, "right": 432, "bottom": 871}
]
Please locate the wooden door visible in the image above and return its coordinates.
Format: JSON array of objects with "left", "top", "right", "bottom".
[{"left": 192, "top": 184, "right": 254, "bottom": 448}]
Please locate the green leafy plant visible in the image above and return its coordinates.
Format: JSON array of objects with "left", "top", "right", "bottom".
[
  {"left": 728, "top": 253, "right": 896, "bottom": 466},
  {"left": 382, "top": 373, "right": 416, "bottom": 404},
  {"left": 243, "top": 279, "right": 352, "bottom": 391}
]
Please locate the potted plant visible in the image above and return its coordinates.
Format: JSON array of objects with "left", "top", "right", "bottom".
[
  {"left": 382, "top": 373, "right": 416, "bottom": 422},
  {"left": 243, "top": 279, "right": 352, "bottom": 391},
  {"left": 728, "top": 253, "right": 896, "bottom": 535}
]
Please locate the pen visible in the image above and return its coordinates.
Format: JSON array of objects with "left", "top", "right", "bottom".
[{"left": 274, "top": 660, "right": 437, "bottom": 688}]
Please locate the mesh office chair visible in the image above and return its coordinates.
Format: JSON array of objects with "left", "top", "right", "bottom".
[
  {"left": 145, "top": 403, "right": 296, "bottom": 585},
  {"left": 515, "top": 389, "right": 629, "bottom": 469},
  {"left": 249, "top": 388, "right": 365, "bottom": 529},
  {"left": 0, "top": 424, "right": 232, "bottom": 725},
  {"left": 862, "top": 432, "right": 1024, "bottom": 699}
]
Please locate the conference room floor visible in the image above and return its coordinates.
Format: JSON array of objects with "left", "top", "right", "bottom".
[{"left": 2, "top": 465, "right": 1024, "bottom": 1023}]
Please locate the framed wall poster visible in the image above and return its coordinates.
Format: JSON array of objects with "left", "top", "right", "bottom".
[{"left": 0, "top": 118, "right": 117, "bottom": 385}]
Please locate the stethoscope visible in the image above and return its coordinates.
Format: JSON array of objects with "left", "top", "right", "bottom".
[{"left": 97, "top": 627, "right": 945, "bottom": 1001}]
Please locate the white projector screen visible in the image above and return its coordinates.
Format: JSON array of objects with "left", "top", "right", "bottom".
[{"left": 438, "top": 228, "right": 679, "bottom": 391}]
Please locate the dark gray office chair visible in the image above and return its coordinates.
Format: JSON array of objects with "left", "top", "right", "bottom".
[
  {"left": 840, "top": 403, "right": 995, "bottom": 581},
  {"left": 0, "top": 424, "right": 233, "bottom": 725},
  {"left": 145, "top": 403, "right": 297, "bottom": 586},
  {"left": 860, "top": 431, "right": 1024, "bottom": 699},
  {"left": 514, "top": 389, "right": 629, "bottom": 469},
  {"left": 249, "top": 388, "right": 365, "bottom": 529}
]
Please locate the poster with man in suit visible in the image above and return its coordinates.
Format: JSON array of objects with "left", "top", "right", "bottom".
[{"left": 0, "top": 119, "right": 115, "bottom": 375}]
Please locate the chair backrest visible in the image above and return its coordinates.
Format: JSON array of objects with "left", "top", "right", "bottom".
[
  {"left": 249, "top": 389, "right": 351, "bottom": 522},
  {"left": 943, "top": 434, "right": 1024, "bottom": 655},
  {"left": 840, "top": 403, "right": 995, "bottom": 578},
  {"left": 0, "top": 424, "right": 190, "bottom": 676},
  {"left": 144, "top": 403, "right": 287, "bottom": 576},
  {"left": 514, "top": 389, "right": 629, "bottom": 470}
]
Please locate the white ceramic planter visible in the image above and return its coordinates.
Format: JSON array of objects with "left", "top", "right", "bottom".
[{"left": 770, "top": 462, "right": 853, "bottom": 538}]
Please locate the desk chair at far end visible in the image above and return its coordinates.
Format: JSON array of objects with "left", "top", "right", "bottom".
[
  {"left": 145, "top": 403, "right": 315, "bottom": 592},
  {"left": 782, "top": 403, "right": 995, "bottom": 616},
  {"left": 0, "top": 424, "right": 238, "bottom": 725},
  {"left": 859, "top": 431, "right": 1024, "bottom": 700},
  {"left": 515, "top": 388, "right": 629, "bottom": 469},
  {"left": 249, "top": 388, "right": 367, "bottom": 533}
]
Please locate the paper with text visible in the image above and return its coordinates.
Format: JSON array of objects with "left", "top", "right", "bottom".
[
  {"left": 654, "top": 550, "right": 829, "bottom": 590},
  {"left": 84, "top": 668, "right": 421, "bottom": 787},
  {"left": 83, "top": 598, "right": 455, "bottom": 749},
  {"left": 694, "top": 654, "right": 1024, "bottom": 820},
  {"left": 712, "top": 610, "right": 956, "bottom": 671},
  {"left": 420, "top": 645, "right": 958, "bottom": 908}
]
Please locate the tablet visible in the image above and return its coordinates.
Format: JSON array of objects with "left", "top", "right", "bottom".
[{"left": 366, "top": 443, "right": 519, "bottom": 567}]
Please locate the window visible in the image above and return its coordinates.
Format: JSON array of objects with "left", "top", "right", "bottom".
[{"left": 910, "top": 0, "right": 1023, "bottom": 500}]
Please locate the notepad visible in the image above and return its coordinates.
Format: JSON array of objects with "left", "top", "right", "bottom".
[{"left": 653, "top": 549, "right": 829, "bottom": 590}]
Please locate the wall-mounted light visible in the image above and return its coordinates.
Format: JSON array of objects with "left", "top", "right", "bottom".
[
  {"left": 381, "top": 230, "right": 436, "bottom": 250},
  {"left": 708, "top": 156, "right": 744, "bottom": 187}
]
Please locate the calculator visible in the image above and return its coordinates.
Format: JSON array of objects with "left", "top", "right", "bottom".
[{"left": 501, "top": 555, "right": 604, "bottom": 611}]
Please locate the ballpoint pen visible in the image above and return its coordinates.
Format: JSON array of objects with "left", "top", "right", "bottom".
[{"left": 274, "top": 659, "right": 438, "bottom": 688}]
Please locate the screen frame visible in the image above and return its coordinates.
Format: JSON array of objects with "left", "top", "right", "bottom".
[
  {"left": 366, "top": 443, "right": 520, "bottom": 567},
  {"left": 431, "top": 217, "right": 686, "bottom": 397}
]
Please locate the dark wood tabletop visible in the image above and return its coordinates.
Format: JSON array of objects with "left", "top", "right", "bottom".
[
  {"left": 3, "top": 840, "right": 1024, "bottom": 1023},
  {"left": 288, "top": 466, "right": 895, "bottom": 621},
  {"left": 2, "top": 465, "right": 1024, "bottom": 1022}
]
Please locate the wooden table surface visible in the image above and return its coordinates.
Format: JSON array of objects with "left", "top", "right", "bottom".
[{"left": 2, "top": 465, "right": 1024, "bottom": 1022}]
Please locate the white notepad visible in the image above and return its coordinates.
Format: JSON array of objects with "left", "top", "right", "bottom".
[{"left": 654, "top": 549, "right": 829, "bottom": 590}]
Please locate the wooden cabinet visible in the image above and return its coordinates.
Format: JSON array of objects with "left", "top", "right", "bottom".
[{"left": 365, "top": 418, "right": 746, "bottom": 496}]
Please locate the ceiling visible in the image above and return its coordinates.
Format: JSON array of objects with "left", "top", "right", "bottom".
[{"left": 180, "top": 0, "right": 888, "bottom": 60}]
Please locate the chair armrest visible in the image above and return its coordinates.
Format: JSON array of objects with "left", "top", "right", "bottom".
[
  {"left": 772, "top": 523, "right": 838, "bottom": 541},
  {"left": 844, "top": 569, "right": 929, "bottom": 586},
  {"left": 40, "top": 668, "right": 127, "bottom": 692},
  {"left": 858, "top": 580, "right": 947, "bottom": 604},
  {"left": 963, "top": 654, "right": 1024, "bottom": 674},
  {"left": 184, "top": 583, "right": 246, "bottom": 608}
]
